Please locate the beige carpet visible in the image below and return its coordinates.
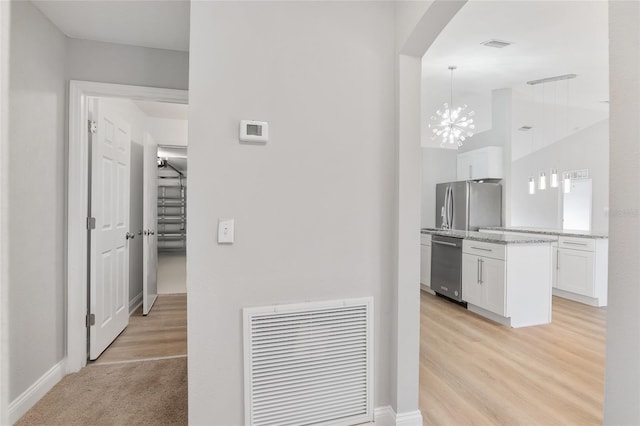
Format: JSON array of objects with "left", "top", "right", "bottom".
[{"left": 17, "top": 357, "right": 187, "bottom": 426}]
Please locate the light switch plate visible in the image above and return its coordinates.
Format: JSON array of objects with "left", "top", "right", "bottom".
[{"left": 218, "top": 218, "right": 234, "bottom": 244}]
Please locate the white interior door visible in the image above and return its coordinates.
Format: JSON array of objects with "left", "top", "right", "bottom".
[
  {"left": 143, "top": 133, "right": 158, "bottom": 315},
  {"left": 89, "top": 99, "right": 131, "bottom": 360}
]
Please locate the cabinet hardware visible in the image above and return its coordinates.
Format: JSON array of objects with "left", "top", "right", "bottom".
[
  {"left": 471, "top": 246, "right": 492, "bottom": 252},
  {"left": 556, "top": 249, "right": 560, "bottom": 269},
  {"left": 477, "top": 258, "right": 481, "bottom": 284},
  {"left": 563, "top": 241, "right": 588, "bottom": 246},
  {"left": 479, "top": 259, "right": 484, "bottom": 284}
]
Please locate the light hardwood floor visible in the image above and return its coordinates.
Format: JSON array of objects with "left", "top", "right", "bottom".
[
  {"left": 419, "top": 291, "right": 606, "bottom": 425},
  {"left": 93, "top": 293, "right": 187, "bottom": 364}
]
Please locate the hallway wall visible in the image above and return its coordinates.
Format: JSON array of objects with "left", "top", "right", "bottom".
[
  {"left": 188, "top": 2, "right": 395, "bottom": 422},
  {"left": 6, "top": 1, "right": 189, "bottom": 418},
  {"left": 67, "top": 38, "right": 188, "bottom": 90},
  {"left": 8, "top": 0, "right": 67, "bottom": 403}
]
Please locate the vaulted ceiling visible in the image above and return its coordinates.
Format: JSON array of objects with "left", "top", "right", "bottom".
[
  {"left": 32, "top": 0, "right": 190, "bottom": 52},
  {"left": 422, "top": 0, "right": 608, "bottom": 136}
]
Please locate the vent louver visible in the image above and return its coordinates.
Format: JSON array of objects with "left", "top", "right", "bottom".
[
  {"left": 481, "top": 39, "right": 513, "bottom": 48},
  {"left": 243, "top": 298, "right": 373, "bottom": 426}
]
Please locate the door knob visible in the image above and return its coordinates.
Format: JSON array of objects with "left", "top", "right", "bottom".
[{"left": 126, "top": 232, "right": 135, "bottom": 240}]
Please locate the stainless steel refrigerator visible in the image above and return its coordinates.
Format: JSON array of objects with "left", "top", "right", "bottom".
[{"left": 435, "top": 181, "right": 502, "bottom": 231}]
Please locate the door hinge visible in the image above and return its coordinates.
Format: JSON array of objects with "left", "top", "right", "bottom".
[
  {"left": 87, "top": 217, "right": 96, "bottom": 230},
  {"left": 86, "top": 313, "right": 95, "bottom": 327},
  {"left": 88, "top": 120, "right": 97, "bottom": 134}
]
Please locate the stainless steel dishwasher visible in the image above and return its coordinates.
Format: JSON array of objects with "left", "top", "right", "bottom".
[{"left": 430, "top": 235, "right": 464, "bottom": 302}]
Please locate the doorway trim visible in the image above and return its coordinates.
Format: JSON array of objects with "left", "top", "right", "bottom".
[{"left": 67, "top": 80, "right": 188, "bottom": 373}]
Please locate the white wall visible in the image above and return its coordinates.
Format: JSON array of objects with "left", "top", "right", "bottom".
[
  {"left": 604, "top": 1, "right": 640, "bottom": 423},
  {"left": 511, "top": 119, "right": 609, "bottom": 232},
  {"left": 147, "top": 117, "right": 188, "bottom": 146},
  {"left": 0, "top": 1, "right": 11, "bottom": 423},
  {"left": 67, "top": 38, "right": 188, "bottom": 90},
  {"left": 420, "top": 147, "right": 457, "bottom": 227},
  {"left": 188, "top": 2, "right": 395, "bottom": 422},
  {"left": 8, "top": 0, "right": 67, "bottom": 401}
]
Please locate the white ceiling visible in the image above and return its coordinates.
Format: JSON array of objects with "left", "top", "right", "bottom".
[
  {"left": 134, "top": 100, "right": 188, "bottom": 120},
  {"left": 32, "top": 0, "right": 190, "bottom": 52},
  {"left": 422, "top": 0, "right": 609, "bottom": 135}
]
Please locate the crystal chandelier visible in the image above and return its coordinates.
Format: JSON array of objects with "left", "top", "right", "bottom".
[{"left": 429, "top": 66, "right": 475, "bottom": 147}]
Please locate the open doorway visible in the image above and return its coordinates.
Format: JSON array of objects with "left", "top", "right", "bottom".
[
  {"left": 65, "top": 81, "right": 188, "bottom": 373},
  {"left": 85, "top": 96, "right": 188, "bottom": 364},
  {"left": 418, "top": 1, "right": 609, "bottom": 424},
  {"left": 156, "top": 145, "right": 187, "bottom": 295}
]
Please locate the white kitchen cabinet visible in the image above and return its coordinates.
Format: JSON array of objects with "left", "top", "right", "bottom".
[
  {"left": 457, "top": 146, "right": 503, "bottom": 180},
  {"left": 555, "top": 235, "right": 608, "bottom": 306},
  {"left": 557, "top": 248, "right": 594, "bottom": 296},
  {"left": 482, "top": 257, "right": 506, "bottom": 316},
  {"left": 420, "top": 234, "right": 432, "bottom": 292},
  {"left": 462, "top": 254, "right": 482, "bottom": 307},
  {"left": 462, "top": 252, "right": 505, "bottom": 317},
  {"left": 552, "top": 246, "right": 558, "bottom": 289},
  {"left": 481, "top": 228, "right": 608, "bottom": 307},
  {"left": 462, "top": 239, "right": 552, "bottom": 328}
]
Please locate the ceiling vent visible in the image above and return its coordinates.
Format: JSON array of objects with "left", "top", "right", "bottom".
[
  {"left": 481, "top": 39, "right": 513, "bottom": 49},
  {"left": 518, "top": 126, "right": 533, "bottom": 131}
]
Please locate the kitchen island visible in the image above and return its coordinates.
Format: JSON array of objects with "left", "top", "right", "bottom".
[
  {"left": 421, "top": 228, "right": 556, "bottom": 328},
  {"left": 479, "top": 227, "right": 608, "bottom": 307}
]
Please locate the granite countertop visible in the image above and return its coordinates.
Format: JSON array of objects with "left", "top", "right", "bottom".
[
  {"left": 480, "top": 226, "right": 608, "bottom": 239},
  {"left": 420, "top": 228, "right": 556, "bottom": 245}
]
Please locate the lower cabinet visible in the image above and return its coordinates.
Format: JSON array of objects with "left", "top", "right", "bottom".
[
  {"left": 554, "top": 236, "right": 608, "bottom": 306},
  {"left": 552, "top": 245, "right": 558, "bottom": 288},
  {"left": 420, "top": 243, "right": 431, "bottom": 288},
  {"left": 557, "top": 247, "right": 594, "bottom": 296},
  {"left": 462, "top": 239, "right": 552, "bottom": 327},
  {"left": 420, "top": 234, "right": 432, "bottom": 290},
  {"left": 462, "top": 253, "right": 505, "bottom": 316}
]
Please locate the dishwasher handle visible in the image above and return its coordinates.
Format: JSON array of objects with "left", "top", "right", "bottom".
[{"left": 432, "top": 240, "right": 458, "bottom": 247}]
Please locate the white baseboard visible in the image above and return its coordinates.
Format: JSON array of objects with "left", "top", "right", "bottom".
[
  {"left": 374, "top": 406, "right": 396, "bottom": 425},
  {"left": 420, "top": 284, "right": 435, "bottom": 295},
  {"left": 396, "top": 410, "right": 423, "bottom": 426},
  {"left": 129, "top": 292, "right": 143, "bottom": 315},
  {"left": 552, "top": 288, "right": 603, "bottom": 307},
  {"left": 9, "top": 359, "right": 65, "bottom": 424},
  {"left": 374, "top": 406, "right": 423, "bottom": 426}
]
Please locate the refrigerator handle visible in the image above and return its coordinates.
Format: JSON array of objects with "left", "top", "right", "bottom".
[
  {"left": 448, "top": 186, "right": 454, "bottom": 229},
  {"left": 445, "top": 186, "right": 451, "bottom": 229}
]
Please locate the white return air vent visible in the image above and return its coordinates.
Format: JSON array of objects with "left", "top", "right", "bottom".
[{"left": 243, "top": 298, "right": 373, "bottom": 426}]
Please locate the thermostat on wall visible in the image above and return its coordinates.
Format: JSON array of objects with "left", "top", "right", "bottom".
[{"left": 239, "top": 120, "right": 268, "bottom": 143}]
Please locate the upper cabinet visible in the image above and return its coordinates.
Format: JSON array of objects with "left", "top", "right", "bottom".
[{"left": 457, "top": 146, "right": 503, "bottom": 180}]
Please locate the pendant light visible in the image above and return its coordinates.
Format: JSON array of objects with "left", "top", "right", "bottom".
[
  {"left": 539, "top": 171, "right": 547, "bottom": 190},
  {"left": 563, "top": 172, "right": 571, "bottom": 193},
  {"left": 529, "top": 177, "right": 536, "bottom": 195},
  {"left": 550, "top": 168, "right": 559, "bottom": 188},
  {"left": 428, "top": 66, "right": 475, "bottom": 148},
  {"left": 526, "top": 74, "right": 577, "bottom": 195}
]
